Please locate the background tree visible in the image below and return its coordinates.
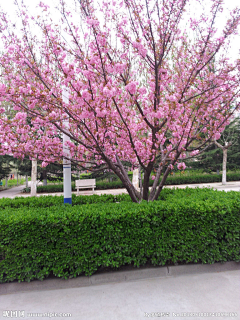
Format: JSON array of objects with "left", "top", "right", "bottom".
[
  {"left": 214, "top": 117, "right": 240, "bottom": 184},
  {"left": 185, "top": 144, "right": 222, "bottom": 174},
  {"left": 225, "top": 118, "right": 240, "bottom": 170},
  {"left": 186, "top": 117, "right": 240, "bottom": 179},
  {"left": 15, "top": 158, "right": 31, "bottom": 187},
  {"left": 0, "top": 155, "right": 13, "bottom": 187},
  {"left": 16, "top": 157, "right": 64, "bottom": 186},
  {"left": 0, "top": 0, "right": 239, "bottom": 202},
  {"left": 39, "top": 163, "right": 63, "bottom": 185}
]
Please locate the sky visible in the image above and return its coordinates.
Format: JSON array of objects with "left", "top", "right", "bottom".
[{"left": 0, "top": 0, "right": 239, "bottom": 61}]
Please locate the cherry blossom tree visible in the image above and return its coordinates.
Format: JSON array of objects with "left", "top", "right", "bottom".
[{"left": 0, "top": 0, "right": 239, "bottom": 202}]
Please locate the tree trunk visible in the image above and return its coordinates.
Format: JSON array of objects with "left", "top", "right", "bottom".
[
  {"left": 26, "top": 175, "right": 28, "bottom": 188},
  {"left": 5, "top": 176, "right": 8, "bottom": 189},
  {"left": 142, "top": 170, "right": 150, "bottom": 201},
  {"left": 139, "top": 166, "right": 143, "bottom": 197},
  {"left": 152, "top": 165, "right": 172, "bottom": 201},
  {"left": 17, "top": 172, "right": 18, "bottom": 186},
  {"left": 114, "top": 154, "right": 140, "bottom": 202},
  {"left": 214, "top": 140, "right": 231, "bottom": 186},
  {"left": 31, "top": 159, "right": 37, "bottom": 196},
  {"left": 222, "top": 149, "right": 227, "bottom": 185}
]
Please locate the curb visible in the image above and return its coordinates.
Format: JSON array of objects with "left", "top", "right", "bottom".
[{"left": 1, "top": 261, "right": 239, "bottom": 296}]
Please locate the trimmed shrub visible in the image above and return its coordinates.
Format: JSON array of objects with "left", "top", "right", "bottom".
[
  {"left": 0, "top": 193, "right": 131, "bottom": 209},
  {"left": 1, "top": 186, "right": 223, "bottom": 209},
  {"left": 21, "top": 172, "right": 240, "bottom": 193},
  {"left": 0, "top": 189, "right": 239, "bottom": 283},
  {"left": 162, "top": 172, "right": 240, "bottom": 185}
]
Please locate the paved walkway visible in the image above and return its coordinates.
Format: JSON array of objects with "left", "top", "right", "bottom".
[
  {"left": 0, "top": 184, "right": 26, "bottom": 198},
  {"left": 0, "top": 181, "right": 239, "bottom": 199},
  {"left": 0, "top": 263, "right": 239, "bottom": 320}
]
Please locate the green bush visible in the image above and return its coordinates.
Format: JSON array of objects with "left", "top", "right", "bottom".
[
  {"left": 161, "top": 172, "right": 240, "bottom": 185},
  {"left": 21, "top": 172, "right": 240, "bottom": 194},
  {"left": 0, "top": 189, "right": 239, "bottom": 283},
  {"left": 0, "top": 187, "right": 174, "bottom": 209},
  {"left": 0, "top": 193, "right": 131, "bottom": 209},
  {"left": 37, "top": 184, "right": 65, "bottom": 193},
  {"left": 2, "top": 186, "right": 234, "bottom": 209}
]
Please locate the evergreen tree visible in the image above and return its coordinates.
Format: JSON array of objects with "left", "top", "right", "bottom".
[{"left": 0, "top": 155, "right": 14, "bottom": 181}]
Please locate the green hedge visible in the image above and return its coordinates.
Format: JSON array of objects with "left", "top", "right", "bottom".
[
  {"left": 0, "top": 186, "right": 235, "bottom": 209},
  {"left": 0, "top": 187, "right": 175, "bottom": 209},
  {"left": 21, "top": 172, "right": 240, "bottom": 194},
  {"left": 162, "top": 172, "right": 240, "bottom": 185},
  {"left": 1, "top": 186, "right": 223, "bottom": 209},
  {"left": 0, "top": 189, "right": 239, "bottom": 283},
  {"left": 0, "top": 193, "right": 131, "bottom": 209}
]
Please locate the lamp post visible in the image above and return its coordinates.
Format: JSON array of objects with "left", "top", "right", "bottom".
[{"left": 62, "top": 87, "right": 72, "bottom": 204}]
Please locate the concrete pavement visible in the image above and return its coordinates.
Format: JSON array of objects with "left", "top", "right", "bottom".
[
  {"left": 0, "top": 184, "right": 26, "bottom": 198},
  {"left": 0, "top": 262, "right": 239, "bottom": 320},
  {"left": 0, "top": 180, "right": 239, "bottom": 199}
]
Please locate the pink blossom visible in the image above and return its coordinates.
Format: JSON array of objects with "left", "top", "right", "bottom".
[
  {"left": 81, "top": 90, "right": 90, "bottom": 99},
  {"left": 41, "top": 161, "right": 48, "bottom": 167},
  {"left": 125, "top": 81, "right": 138, "bottom": 95},
  {"left": 190, "top": 150, "right": 199, "bottom": 156},
  {"left": 214, "top": 132, "right": 221, "bottom": 140},
  {"left": 177, "top": 162, "right": 186, "bottom": 170},
  {"left": 138, "top": 87, "right": 147, "bottom": 95},
  {"left": 0, "top": 84, "right": 6, "bottom": 93}
]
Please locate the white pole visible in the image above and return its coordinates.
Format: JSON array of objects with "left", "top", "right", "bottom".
[{"left": 62, "top": 87, "right": 72, "bottom": 204}]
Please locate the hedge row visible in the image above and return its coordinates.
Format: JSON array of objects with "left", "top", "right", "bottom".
[
  {"left": 0, "top": 193, "right": 131, "bottom": 209},
  {"left": 1, "top": 189, "right": 239, "bottom": 282},
  {"left": 163, "top": 172, "right": 240, "bottom": 185},
  {"left": 21, "top": 172, "right": 240, "bottom": 194},
  {"left": 2, "top": 187, "right": 234, "bottom": 209}
]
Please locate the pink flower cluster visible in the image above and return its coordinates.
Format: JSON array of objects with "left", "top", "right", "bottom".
[{"left": 177, "top": 162, "right": 186, "bottom": 171}]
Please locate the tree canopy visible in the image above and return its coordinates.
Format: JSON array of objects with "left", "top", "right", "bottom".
[{"left": 0, "top": 0, "right": 239, "bottom": 201}]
